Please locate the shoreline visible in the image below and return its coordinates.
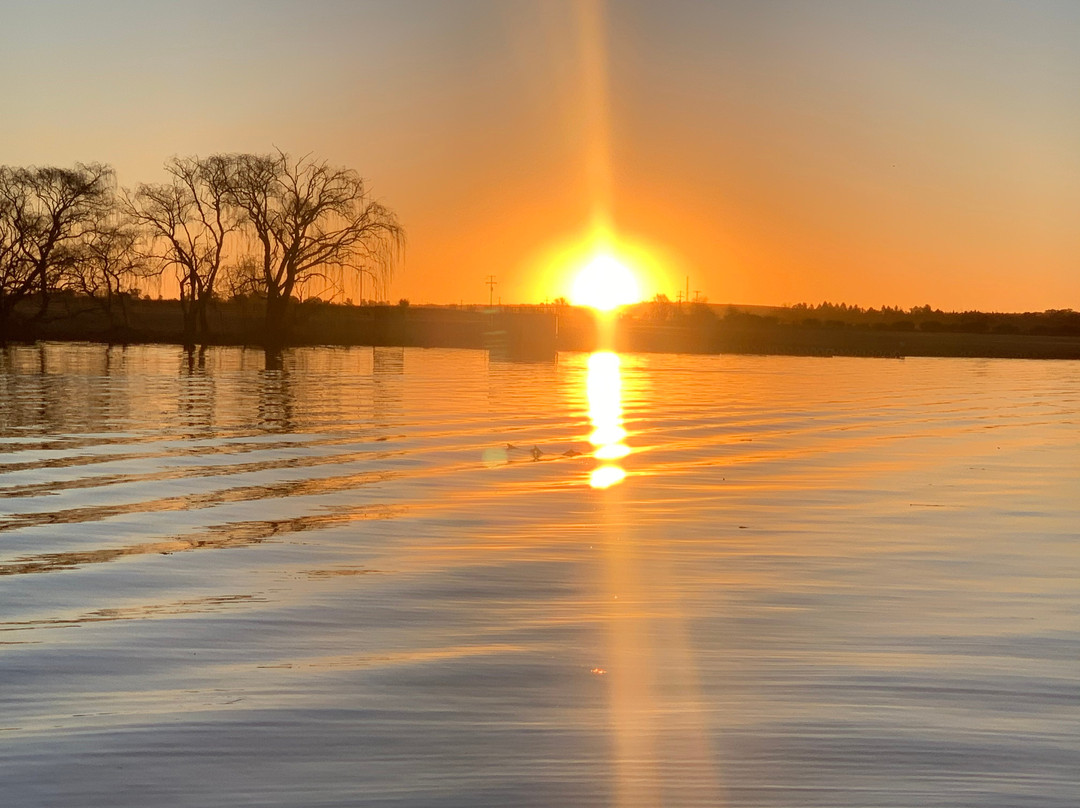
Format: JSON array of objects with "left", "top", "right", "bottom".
[{"left": 5, "top": 298, "right": 1080, "bottom": 360}]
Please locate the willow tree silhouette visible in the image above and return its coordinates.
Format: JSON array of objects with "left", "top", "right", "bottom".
[{"left": 220, "top": 151, "right": 403, "bottom": 351}]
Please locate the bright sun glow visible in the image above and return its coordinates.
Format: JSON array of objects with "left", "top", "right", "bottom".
[
  {"left": 524, "top": 223, "right": 680, "bottom": 306},
  {"left": 570, "top": 253, "right": 643, "bottom": 311}
]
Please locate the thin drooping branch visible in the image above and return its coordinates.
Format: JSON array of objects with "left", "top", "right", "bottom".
[
  {"left": 219, "top": 150, "right": 403, "bottom": 348},
  {"left": 63, "top": 214, "right": 153, "bottom": 327}
]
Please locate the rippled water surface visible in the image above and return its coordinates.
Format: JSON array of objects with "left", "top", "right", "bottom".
[{"left": 1, "top": 342, "right": 1078, "bottom": 807}]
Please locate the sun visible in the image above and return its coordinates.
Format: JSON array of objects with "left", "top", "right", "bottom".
[{"left": 569, "top": 253, "right": 643, "bottom": 311}]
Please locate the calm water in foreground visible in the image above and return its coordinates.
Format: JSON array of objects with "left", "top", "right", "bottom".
[{"left": 1, "top": 343, "right": 1077, "bottom": 807}]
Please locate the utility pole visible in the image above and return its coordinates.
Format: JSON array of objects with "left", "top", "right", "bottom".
[{"left": 485, "top": 275, "right": 497, "bottom": 307}]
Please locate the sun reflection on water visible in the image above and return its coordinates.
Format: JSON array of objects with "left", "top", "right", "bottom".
[{"left": 586, "top": 351, "right": 629, "bottom": 488}]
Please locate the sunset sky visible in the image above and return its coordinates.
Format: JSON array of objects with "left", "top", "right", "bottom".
[{"left": 2, "top": 0, "right": 1078, "bottom": 311}]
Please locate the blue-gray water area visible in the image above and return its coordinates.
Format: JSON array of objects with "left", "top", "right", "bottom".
[{"left": 1, "top": 343, "right": 1077, "bottom": 806}]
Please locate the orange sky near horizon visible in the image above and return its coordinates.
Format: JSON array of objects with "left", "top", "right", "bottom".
[{"left": 2, "top": 0, "right": 1078, "bottom": 312}]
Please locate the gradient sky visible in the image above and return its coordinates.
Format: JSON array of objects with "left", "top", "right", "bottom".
[{"left": 2, "top": 0, "right": 1078, "bottom": 310}]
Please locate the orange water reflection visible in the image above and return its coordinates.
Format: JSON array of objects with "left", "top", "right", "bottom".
[
  {"left": 583, "top": 349, "right": 722, "bottom": 805},
  {"left": 586, "top": 351, "right": 629, "bottom": 488}
]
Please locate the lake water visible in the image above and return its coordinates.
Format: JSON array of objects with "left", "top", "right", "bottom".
[{"left": 1, "top": 342, "right": 1077, "bottom": 807}]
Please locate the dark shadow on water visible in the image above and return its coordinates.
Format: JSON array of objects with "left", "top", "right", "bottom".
[
  {"left": 0, "top": 468, "right": 395, "bottom": 534},
  {"left": 0, "top": 502, "right": 400, "bottom": 577},
  {"left": 488, "top": 346, "right": 559, "bottom": 365},
  {"left": 0, "top": 343, "right": 135, "bottom": 435},
  {"left": 373, "top": 346, "right": 404, "bottom": 427},
  {"left": 179, "top": 345, "right": 215, "bottom": 434},
  {"left": 1, "top": 594, "right": 265, "bottom": 631},
  {"left": 263, "top": 347, "right": 284, "bottom": 372},
  {"left": 0, "top": 445, "right": 398, "bottom": 499},
  {"left": 258, "top": 351, "right": 295, "bottom": 432},
  {"left": 372, "top": 345, "right": 404, "bottom": 375},
  {"left": 184, "top": 345, "right": 208, "bottom": 374}
]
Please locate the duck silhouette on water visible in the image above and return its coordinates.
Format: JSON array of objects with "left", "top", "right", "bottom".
[{"left": 505, "top": 443, "right": 583, "bottom": 461}]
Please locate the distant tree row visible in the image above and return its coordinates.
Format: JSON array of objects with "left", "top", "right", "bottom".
[
  {"left": 790, "top": 301, "right": 937, "bottom": 317},
  {"left": 0, "top": 153, "right": 402, "bottom": 347},
  {"left": 786, "top": 301, "right": 1080, "bottom": 334},
  {"left": 728, "top": 302, "right": 1080, "bottom": 336},
  {"left": 629, "top": 296, "right": 1080, "bottom": 337}
]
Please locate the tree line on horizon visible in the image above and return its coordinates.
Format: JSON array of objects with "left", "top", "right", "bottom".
[
  {"left": 635, "top": 295, "right": 1080, "bottom": 337},
  {"left": 0, "top": 152, "right": 402, "bottom": 348}
]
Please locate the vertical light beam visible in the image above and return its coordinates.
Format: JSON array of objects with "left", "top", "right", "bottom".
[{"left": 577, "top": 0, "right": 613, "bottom": 237}]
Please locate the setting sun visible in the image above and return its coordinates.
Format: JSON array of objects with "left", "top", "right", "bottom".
[{"left": 570, "top": 253, "right": 643, "bottom": 311}]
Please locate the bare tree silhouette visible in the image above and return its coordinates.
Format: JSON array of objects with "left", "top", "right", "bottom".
[
  {"left": 127, "top": 156, "right": 238, "bottom": 347},
  {"left": 64, "top": 217, "right": 152, "bottom": 330},
  {"left": 0, "top": 163, "right": 114, "bottom": 340},
  {"left": 2, "top": 153, "right": 403, "bottom": 347},
  {"left": 220, "top": 151, "right": 402, "bottom": 349}
]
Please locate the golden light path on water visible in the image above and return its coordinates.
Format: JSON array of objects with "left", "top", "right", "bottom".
[
  {"left": 581, "top": 342, "right": 723, "bottom": 805},
  {"left": 586, "top": 351, "right": 629, "bottom": 489}
]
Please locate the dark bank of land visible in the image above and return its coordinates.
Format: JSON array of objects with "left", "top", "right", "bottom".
[{"left": 5, "top": 295, "right": 1080, "bottom": 359}]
